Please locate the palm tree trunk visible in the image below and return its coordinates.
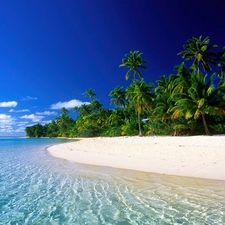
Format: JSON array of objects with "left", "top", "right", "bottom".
[
  {"left": 137, "top": 112, "right": 143, "bottom": 136},
  {"left": 201, "top": 113, "right": 211, "bottom": 135},
  {"left": 172, "top": 119, "right": 177, "bottom": 136},
  {"left": 173, "top": 129, "right": 177, "bottom": 136}
]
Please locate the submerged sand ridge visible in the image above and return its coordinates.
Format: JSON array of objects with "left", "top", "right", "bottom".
[{"left": 47, "top": 136, "right": 225, "bottom": 180}]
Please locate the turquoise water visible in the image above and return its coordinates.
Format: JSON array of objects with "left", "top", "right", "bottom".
[{"left": 0, "top": 137, "right": 225, "bottom": 225}]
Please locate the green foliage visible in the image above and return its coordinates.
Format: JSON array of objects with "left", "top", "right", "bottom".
[
  {"left": 216, "top": 46, "right": 225, "bottom": 78},
  {"left": 171, "top": 72, "right": 225, "bottom": 135},
  {"left": 101, "top": 126, "right": 122, "bottom": 137},
  {"left": 26, "top": 124, "right": 46, "bottom": 138},
  {"left": 84, "top": 88, "right": 96, "bottom": 100},
  {"left": 119, "top": 50, "right": 147, "bottom": 80},
  {"left": 121, "top": 119, "right": 138, "bottom": 136},
  {"left": 109, "top": 86, "right": 126, "bottom": 108},
  {"left": 178, "top": 35, "right": 217, "bottom": 74},
  {"left": 26, "top": 37, "right": 225, "bottom": 137},
  {"left": 126, "top": 79, "right": 154, "bottom": 135},
  {"left": 47, "top": 120, "right": 59, "bottom": 137}
]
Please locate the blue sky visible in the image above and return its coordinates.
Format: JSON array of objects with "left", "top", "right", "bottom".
[{"left": 1, "top": 0, "right": 225, "bottom": 136}]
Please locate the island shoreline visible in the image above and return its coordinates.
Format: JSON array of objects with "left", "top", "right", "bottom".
[{"left": 47, "top": 136, "right": 225, "bottom": 181}]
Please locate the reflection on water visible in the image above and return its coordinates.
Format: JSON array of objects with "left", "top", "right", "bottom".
[{"left": 0, "top": 138, "right": 225, "bottom": 224}]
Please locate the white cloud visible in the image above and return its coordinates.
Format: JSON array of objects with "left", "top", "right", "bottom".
[
  {"left": 0, "top": 114, "right": 11, "bottom": 120},
  {"left": 9, "top": 109, "right": 30, "bottom": 113},
  {"left": 0, "top": 114, "right": 27, "bottom": 135},
  {"left": 13, "top": 127, "right": 26, "bottom": 133},
  {"left": 21, "top": 96, "right": 38, "bottom": 101},
  {"left": 36, "top": 111, "right": 57, "bottom": 116},
  {"left": 0, "top": 128, "right": 11, "bottom": 133},
  {"left": 26, "top": 123, "right": 36, "bottom": 127},
  {"left": 50, "top": 99, "right": 90, "bottom": 109},
  {"left": 41, "top": 120, "right": 52, "bottom": 125},
  {"left": 16, "top": 121, "right": 29, "bottom": 127},
  {"left": 0, "top": 101, "right": 17, "bottom": 107},
  {"left": 0, "top": 114, "right": 14, "bottom": 132},
  {"left": 20, "top": 114, "right": 44, "bottom": 122}
]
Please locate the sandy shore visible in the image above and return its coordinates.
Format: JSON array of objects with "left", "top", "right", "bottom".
[{"left": 48, "top": 136, "right": 225, "bottom": 180}]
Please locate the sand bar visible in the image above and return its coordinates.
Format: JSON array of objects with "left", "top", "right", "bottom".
[{"left": 48, "top": 136, "right": 225, "bottom": 180}]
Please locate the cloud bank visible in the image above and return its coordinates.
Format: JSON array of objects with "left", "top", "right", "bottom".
[
  {"left": 50, "top": 99, "right": 89, "bottom": 109},
  {"left": 21, "top": 114, "right": 44, "bottom": 122},
  {"left": 0, "top": 114, "right": 14, "bottom": 132},
  {"left": 0, "top": 101, "right": 18, "bottom": 107}
]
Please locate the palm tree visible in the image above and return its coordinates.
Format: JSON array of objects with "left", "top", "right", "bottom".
[
  {"left": 151, "top": 73, "right": 183, "bottom": 135},
  {"left": 119, "top": 50, "right": 147, "bottom": 80},
  {"left": 126, "top": 79, "right": 154, "bottom": 136},
  {"left": 90, "top": 99, "right": 102, "bottom": 112},
  {"left": 97, "top": 108, "right": 111, "bottom": 128},
  {"left": 171, "top": 62, "right": 193, "bottom": 95},
  {"left": 47, "top": 120, "right": 59, "bottom": 137},
  {"left": 217, "top": 46, "right": 225, "bottom": 78},
  {"left": 107, "top": 110, "right": 121, "bottom": 126},
  {"left": 152, "top": 75, "right": 175, "bottom": 122},
  {"left": 155, "top": 75, "right": 172, "bottom": 95},
  {"left": 109, "top": 86, "right": 127, "bottom": 118},
  {"left": 178, "top": 36, "right": 218, "bottom": 75},
  {"left": 74, "top": 104, "right": 91, "bottom": 116},
  {"left": 109, "top": 86, "right": 126, "bottom": 108},
  {"left": 84, "top": 88, "right": 96, "bottom": 100},
  {"left": 171, "top": 73, "right": 224, "bottom": 135},
  {"left": 56, "top": 107, "right": 74, "bottom": 137}
]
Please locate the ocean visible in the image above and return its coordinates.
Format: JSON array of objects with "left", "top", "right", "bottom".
[{"left": 0, "top": 137, "right": 225, "bottom": 225}]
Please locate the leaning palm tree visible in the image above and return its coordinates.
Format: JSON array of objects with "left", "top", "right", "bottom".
[
  {"left": 171, "top": 72, "right": 224, "bottom": 135},
  {"left": 178, "top": 36, "right": 218, "bottom": 75},
  {"left": 84, "top": 88, "right": 96, "bottom": 100},
  {"left": 119, "top": 50, "right": 147, "bottom": 80},
  {"left": 126, "top": 79, "right": 154, "bottom": 136}
]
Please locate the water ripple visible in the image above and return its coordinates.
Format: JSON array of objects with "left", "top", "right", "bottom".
[{"left": 0, "top": 138, "right": 225, "bottom": 224}]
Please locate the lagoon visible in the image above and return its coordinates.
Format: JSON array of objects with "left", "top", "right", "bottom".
[{"left": 0, "top": 137, "right": 225, "bottom": 224}]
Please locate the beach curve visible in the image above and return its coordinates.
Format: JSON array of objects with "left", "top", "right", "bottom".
[{"left": 47, "top": 136, "right": 225, "bottom": 180}]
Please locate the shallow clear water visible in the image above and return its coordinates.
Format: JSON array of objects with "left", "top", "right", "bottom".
[{"left": 0, "top": 137, "right": 225, "bottom": 225}]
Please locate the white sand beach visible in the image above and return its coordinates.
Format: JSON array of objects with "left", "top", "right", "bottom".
[{"left": 48, "top": 136, "right": 225, "bottom": 180}]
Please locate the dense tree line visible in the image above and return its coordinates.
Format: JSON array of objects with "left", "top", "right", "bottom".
[{"left": 26, "top": 36, "right": 225, "bottom": 137}]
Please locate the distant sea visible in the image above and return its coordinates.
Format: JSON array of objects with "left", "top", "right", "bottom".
[{"left": 0, "top": 137, "right": 225, "bottom": 224}]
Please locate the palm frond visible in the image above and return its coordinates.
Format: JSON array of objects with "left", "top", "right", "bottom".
[{"left": 125, "top": 69, "right": 132, "bottom": 80}]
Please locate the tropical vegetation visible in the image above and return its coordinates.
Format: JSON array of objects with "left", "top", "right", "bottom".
[{"left": 26, "top": 36, "right": 225, "bottom": 137}]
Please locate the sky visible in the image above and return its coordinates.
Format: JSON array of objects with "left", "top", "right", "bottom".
[{"left": 1, "top": 0, "right": 225, "bottom": 136}]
